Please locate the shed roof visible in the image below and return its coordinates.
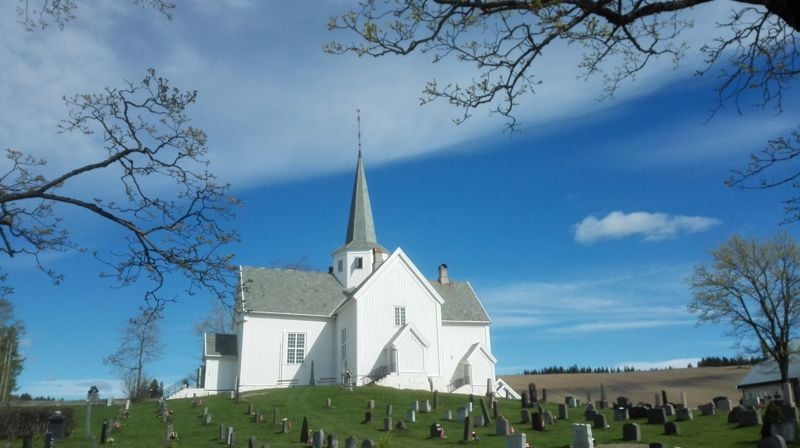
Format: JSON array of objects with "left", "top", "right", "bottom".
[{"left": 738, "top": 355, "right": 800, "bottom": 389}]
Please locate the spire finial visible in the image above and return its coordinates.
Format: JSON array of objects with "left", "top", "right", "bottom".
[{"left": 356, "top": 108, "right": 362, "bottom": 156}]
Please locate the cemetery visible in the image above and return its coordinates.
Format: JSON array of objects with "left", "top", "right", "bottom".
[{"left": 3, "top": 382, "right": 789, "bottom": 447}]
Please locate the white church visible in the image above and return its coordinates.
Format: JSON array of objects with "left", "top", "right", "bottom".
[{"left": 196, "top": 152, "right": 508, "bottom": 397}]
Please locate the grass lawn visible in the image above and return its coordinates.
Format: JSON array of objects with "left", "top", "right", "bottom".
[{"left": 12, "top": 385, "right": 782, "bottom": 447}]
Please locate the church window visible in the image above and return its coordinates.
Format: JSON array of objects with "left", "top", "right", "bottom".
[
  {"left": 341, "top": 329, "right": 347, "bottom": 361},
  {"left": 394, "top": 306, "right": 406, "bottom": 326},
  {"left": 286, "top": 332, "right": 305, "bottom": 364},
  {"left": 355, "top": 257, "right": 363, "bottom": 269}
]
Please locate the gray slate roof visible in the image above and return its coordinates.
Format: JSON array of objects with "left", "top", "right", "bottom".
[
  {"left": 335, "top": 151, "right": 386, "bottom": 254},
  {"left": 738, "top": 355, "right": 800, "bottom": 388},
  {"left": 205, "top": 333, "right": 237, "bottom": 357},
  {"left": 240, "top": 265, "right": 489, "bottom": 322},
  {"left": 241, "top": 267, "right": 347, "bottom": 316}
]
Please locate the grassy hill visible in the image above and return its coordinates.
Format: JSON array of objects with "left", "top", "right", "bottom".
[
  {"left": 18, "top": 369, "right": 772, "bottom": 448},
  {"left": 501, "top": 366, "right": 749, "bottom": 407}
]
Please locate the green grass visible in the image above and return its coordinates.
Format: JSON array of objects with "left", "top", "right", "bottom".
[{"left": 10, "top": 385, "right": 788, "bottom": 447}]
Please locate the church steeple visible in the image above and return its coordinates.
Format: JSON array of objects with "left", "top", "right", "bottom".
[
  {"left": 345, "top": 150, "right": 378, "bottom": 247},
  {"left": 332, "top": 151, "right": 387, "bottom": 289}
]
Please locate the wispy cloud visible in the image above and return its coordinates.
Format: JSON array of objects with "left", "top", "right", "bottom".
[
  {"left": 22, "top": 378, "right": 123, "bottom": 400},
  {"left": 574, "top": 211, "right": 720, "bottom": 244}
]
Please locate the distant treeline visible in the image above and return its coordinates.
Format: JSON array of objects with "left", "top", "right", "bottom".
[
  {"left": 695, "top": 355, "right": 763, "bottom": 367},
  {"left": 520, "top": 365, "right": 638, "bottom": 375}
]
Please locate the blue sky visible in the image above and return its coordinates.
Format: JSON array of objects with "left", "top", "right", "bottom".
[{"left": 2, "top": 1, "right": 799, "bottom": 399}]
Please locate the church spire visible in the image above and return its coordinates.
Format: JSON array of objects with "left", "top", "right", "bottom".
[{"left": 345, "top": 150, "right": 378, "bottom": 246}]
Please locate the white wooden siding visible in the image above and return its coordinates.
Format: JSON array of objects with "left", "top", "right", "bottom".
[{"left": 441, "top": 322, "right": 492, "bottom": 384}]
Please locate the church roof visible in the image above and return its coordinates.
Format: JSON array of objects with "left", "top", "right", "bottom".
[
  {"left": 240, "top": 267, "right": 347, "bottom": 316},
  {"left": 432, "top": 281, "right": 491, "bottom": 323},
  {"left": 205, "top": 333, "right": 237, "bottom": 357},
  {"left": 334, "top": 151, "right": 386, "bottom": 254},
  {"left": 239, "top": 265, "right": 490, "bottom": 323}
]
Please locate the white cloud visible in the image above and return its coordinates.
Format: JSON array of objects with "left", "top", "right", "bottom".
[
  {"left": 574, "top": 211, "right": 720, "bottom": 244},
  {"left": 21, "top": 378, "right": 124, "bottom": 400},
  {"left": 546, "top": 319, "right": 695, "bottom": 335}
]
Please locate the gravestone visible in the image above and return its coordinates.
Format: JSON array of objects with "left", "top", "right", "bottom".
[
  {"left": 457, "top": 406, "right": 469, "bottom": 422},
  {"left": 47, "top": 412, "right": 66, "bottom": 441},
  {"left": 327, "top": 398, "right": 333, "bottom": 409},
  {"left": 506, "top": 433, "right": 526, "bottom": 448},
  {"left": 367, "top": 400, "right": 375, "bottom": 409},
  {"left": 698, "top": 402, "right": 716, "bottom": 416},
  {"left": 327, "top": 433, "right": 338, "bottom": 448},
  {"left": 345, "top": 437, "right": 358, "bottom": 448},
  {"left": 124, "top": 399, "right": 131, "bottom": 411},
  {"left": 281, "top": 419, "right": 290, "bottom": 433},
  {"left": 566, "top": 396, "right": 577, "bottom": 408},
  {"left": 254, "top": 410, "right": 261, "bottom": 423},
  {"left": 44, "top": 433, "right": 53, "bottom": 448},
  {"left": 300, "top": 417, "right": 310, "bottom": 444},
  {"left": 219, "top": 424, "right": 225, "bottom": 442},
  {"left": 430, "top": 422, "right": 444, "bottom": 438},
  {"left": 676, "top": 407, "right": 694, "bottom": 421},
  {"left": 542, "top": 388, "right": 548, "bottom": 403},
  {"left": 248, "top": 403, "right": 253, "bottom": 415},
  {"left": 593, "top": 413, "right": 607, "bottom": 429},
  {"left": 520, "top": 409, "right": 530, "bottom": 424},
  {"left": 462, "top": 416, "right": 473, "bottom": 442},
  {"left": 273, "top": 407, "right": 278, "bottom": 425},
  {"left": 543, "top": 410, "right": 555, "bottom": 425},
  {"left": 744, "top": 396, "right": 762, "bottom": 408},
  {"left": 383, "top": 417, "right": 392, "bottom": 432},
  {"left": 622, "top": 422, "right": 641, "bottom": 441},
  {"left": 647, "top": 407, "right": 667, "bottom": 424},
  {"left": 664, "top": 421, "right": 679, "bottom": 435},
  {"left": 521, "top": 392, "right": 529, "bottom": 409},
  {"left": 617, "top": 396, "right": 630, "bottom": 408},
  {"left": 728, "top": 405, "right": 745, "bottom": 423},
  {"left": 532, "top": 412, "right": 545, "bottom": 431},
  {"left": 713, "top": 396, "right": 732, "bottom": 411},
  {"left": 570, "top": 423, "right": 594, "bottom": 448},
  {"left": 738, "top": 408, "right": 762, "bottom": 427},
  {"left": 654, "top": 393, "right": 661, "bottom": 407},
  {"left": 165, "top": 423, "right": 174, "bottom": 441},
  {"left": 757, "top": 435, "right": 788, "bottom": 448},
  {"left": 406, "top": 409, "right": 416, "bottom": 423},
  {"left": 421, "top": 400, "right": 432, "bottom": 413},
  {"left": 248, "top": 436, "right": 259, "bottom": 448},
  {"left": 492, "top": 399, "right": 499, "bottom": 419},
  {"left": 529, "top": 383, "right": 538, "bottom": 403},
  {"left": 312, "top": 429, "right": 325, "bottom": 448},
  {"left": 663, "top": 403, "right": 675, "bottom": 416},
  {"left": 586, "top": 392, "right": 592, "bottom": 405},
  {"left": 681, "top": 392, "right": 688, "bottom": 408},
  {"left": 468, "top": 401, "right": 474, "bottom": 412},
  {"left": 364, "top": 411, "right": 372, "bottom": 423},
  {"left": 558, "top": 403, "right": 569, "bottom": 420},
  {"left": 445, "top": 409, "right": 453, "bottom": 421},
  {"left": 496, "top": 416, "right": 510, "bottom": 436},
  {"left": 412, "top": 401, "right": 420, "bottom": 411},
  {"left": 661, "top": 390, "right": 668, "bottom": 407},
  {"left": 614, "top": 407, "right": 629, "bottom": 421},
  {"left": 475, "top": 415, "right": 485, "bottom": 427},
  {"left": 396, "top": 420, "right": 407, "bottom": 430},
  {"left": 599, "top": 384, "right": 608, "bottom": 409},
  {"left": 585, "top": 409, "right": 597, "bottom": 421},
  {"left": 100, "top": 420, "right": 108, "bottom": 444},
  {"left": 649, "top": 443, "right": 665, "bottom": 448},
  {"left": 433, "top": 390, "right": 439, "bottom": 409},
  {"left": 630, "top": 406, "right": 648, "bottom": 419},
  {"left": 227, "top": 427, "right": 235, "bottom": 446},
  {"left": 385, "top": 404, "right": 392, "bottom": 416},
  {"left": 361, "top": 439, "right": 374, "bottom": 448}
]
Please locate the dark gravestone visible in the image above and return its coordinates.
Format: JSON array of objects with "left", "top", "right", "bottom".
[
  {"left": 248, "top": 436, "right": 259, "bottom": 448},
  {"left": 647, "top": 408, "right": 667, "bottom": 424},
  {"left": 664, "top": 421, "right": 679, "bottom": 435},
  {"left": 385, "top": 404, "right": 392, "bottom": 416},
  {"left": 433, "top": 390, "right": 439, "bottom": 409},
  {"left": 463, "top": 415, "right": 473, "bottom": 442},
  {"left": 617, "top": 396, "right": 630, "bottom": 408},
  {"left": 327, "top": 433, "right": 338, "bottom": 448},
  {"left": 383, "top": 417, "right": 392, "bottom": 431},
  {"left": 699, "top": 402, "right": 716, "bottom": 416},
  {"left": 585, "top": 409, "right": 597, "bottom": 421},
  {"left": 649, "top": 443, "right": 666, "bottom": 448},
  {"left": 593, "top": 413, "right": 607, "bottom": 429},
  {"left": 528, "top": 383, "right": 538, "bottom": 403},
  {"left": 520, "top": 409, "right": 530, "bottom": 424},
  {"left": 367, "top": 400, "right": 375, "bottom": 409},
  {"left": 739, "top": 408, "right": 762, "bottom": 427},
  {"left": 281, "top": 419, "right": 290, "bottom": 433},
  {"left": 100, "top": 420, "right": 108, "bottom": 444},
  {"left": 312, "top": 429, "right": 325, "bottom": 448},
  {"left": 492, "top": 399, "right": 499, "bottom": 419},
  {"left": 531, "top": 412, "right": 545, "bottom": 431},
  {"left": 345, "top": 436, "right": 358, "bottom": 448},
  {"left": 622, "top": 422, "right": 641, "bottom": 441},
  {"left": 396, "top": 420, "right": 407, "bottom": 430},
  {"left": 542, "top": 388, "right": 548, "bottom": 403},
  {"left": 614, "top": 407, "right": 629, "bottom": 421},
  {"left": 663, "top": 404, "right": 675, "bottom": 416},
  {"left": 47, "top": 412, "right": 66, "bottom": 441},
  {"left": 676, "top": 407, "right": 693, "bottom": 421},
  {"left": 729, "top": 405, "right": 746, "bottom": 423},
  {"left": 361, "top": 439, "right": 374, "bottom": 448},
  {"left": 219, "top": 424, "right": 225, "bottom": 442},
  {"left": 520, "top": 392, "right": 529, "bottom": 409},
  {"left": 757, "top": 435, "right": 788, "bottom": 448},
  {"left": 661, "top": 390, "right": 668, "bottom": 407},
  {"left": 543, "top": 410, "right": 555, "bottom": 425},
  {"left": 300, "top": 417, "right": 310, "bottom": 444},
  {"left": 273, "top": 407, "right": 278, "bottom": 425},
  {"left": 558, "top": 403, "right": 569, "bottom": 420},
  {"left": 364, "top": 411, "right": 372, "bottom": 423},
  {"left": 43, "top": 433, "right": 53, "bottom": 448},
  {"left": 630, "top": 406, "right": 648, "bottom": 419},
  {"left": 470, "top": 394, "right": 475, "bottom": 404}
]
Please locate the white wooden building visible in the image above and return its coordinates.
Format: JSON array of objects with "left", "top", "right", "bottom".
[{"left": 198, "top": 152, "right": 499, "bottom": 396}]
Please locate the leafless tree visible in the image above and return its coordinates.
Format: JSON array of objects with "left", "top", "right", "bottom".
[
  {"left": 104, "top": 308, "right": 162, "bottom": 402},
  {"left": 689, "top": 233, "right": 800, "bottom": 390},
  {"left": 327, "top": 1, "right": 800, "bottom": 219},
  {"left": 16, "top": 0, "right": 175, "bottom": 30},
  {"left": 0, "top": 69, "right": 239, "bottom": 307}
]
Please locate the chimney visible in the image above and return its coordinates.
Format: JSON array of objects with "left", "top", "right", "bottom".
[
  {"left": 438, "top": 263, "right": 449, "bottom": 285},
  {"left": 328, "top": 266, "right": 334, "bottom": 274},
  {"left": 372, "top": 248, "right": 385, "bottom": 271}
]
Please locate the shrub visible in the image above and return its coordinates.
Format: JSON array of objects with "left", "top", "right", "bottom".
[{"left": 0, "top": 407, "right": 74, "bottom": 439}]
